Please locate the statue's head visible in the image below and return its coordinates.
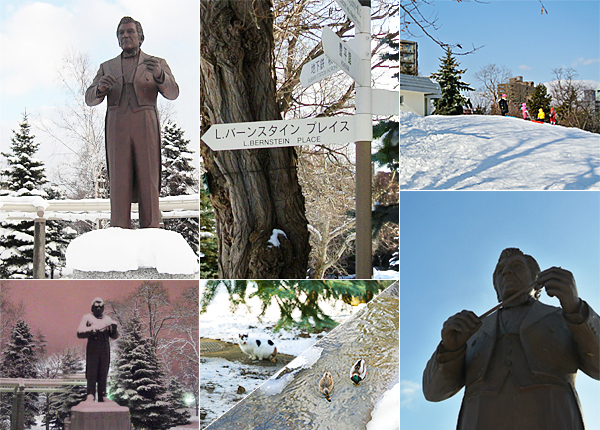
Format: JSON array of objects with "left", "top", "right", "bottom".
[
  {"left": 116, "top": 16, "right": 144, "bottom": 50},
  {"left": 91, "top": 297, "right": 105, "bottom": 318},
  {"left": 493, "top": 248, "right": 541, "bottom": 302}
]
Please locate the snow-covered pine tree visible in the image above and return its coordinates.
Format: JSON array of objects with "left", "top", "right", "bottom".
[
  {"left": 528, "top": 83, "right": 552, "bottom": 121},
  {"left": 430, "top": 49, "right": 475, "bottom": 115},
  {"left": 43, "top": 185, "right": 76, "bottom": 278},
  {"left": 166, "top": 379, "right": 191, "bottom": 427},
  {"left": 200, "top": 189, "right": 218, "bottom": 278},
  {"left": 45, "top": 349, "right": 86, "bottom": 430},
  {"left": 160, "top": 121, "right": 199, "bottom": 256},
  {"left": 0, "top": 320, "right": 40, "bottom": 429},
  {"left": 0, "top": 112, "right": 48, "bottom": 278},
  {"left": 111, "top": 313, "right": 171, "bottom": 430}
]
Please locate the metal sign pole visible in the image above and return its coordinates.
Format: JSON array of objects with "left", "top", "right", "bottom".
[{"left": 355, "top": 0, "right": 372, "bottom": 279}]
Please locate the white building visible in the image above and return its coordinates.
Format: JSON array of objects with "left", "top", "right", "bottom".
[{"left": 399, "top": 74, "right": 442, "bottom": 116}]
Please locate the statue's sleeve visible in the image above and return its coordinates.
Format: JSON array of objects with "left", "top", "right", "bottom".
[
  {"left": 85, "top": 63, "right": 108, "bottom": 107},
  {"left": 156, "top": 58, "right": 179, "bottom": 101},
  {"left": 565, "top": 300, "right": 600, "bottom": 380},
  {"left": 423, "top": 342, "right": 467, "bottom": 402},
  {"left": 108, "top": 316, "right": 120, "bottom": 340},
  {"left": 77, "top": 314, "right": 92, "bottom": 339}
]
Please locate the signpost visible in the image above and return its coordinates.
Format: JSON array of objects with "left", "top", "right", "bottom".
[
  {"left": 321, "top": 26, "right": 369, "bottom": 87},
  {"left": 202, "top": 115, "right": 355, "bottom": 151},
  {"left": 299, "top": 54, "right": 340, "bottom": 88},
  {"left": 201, "top": 0, "right": 398, "bottom": 279},
  {"left": 335, "top": 0, "right": 366, "bottom": 32}
]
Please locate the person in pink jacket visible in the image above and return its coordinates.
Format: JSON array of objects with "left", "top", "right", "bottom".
[{"left": 521, "top": 103, "right": 528, "bottom": 120}]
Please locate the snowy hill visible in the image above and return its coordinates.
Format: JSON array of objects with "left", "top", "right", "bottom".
[{"left": 400, "top": 112, "right": 600, "bottom": 190}]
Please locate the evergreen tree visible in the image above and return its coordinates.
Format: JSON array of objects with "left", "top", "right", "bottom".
[
  {"left": 372, "top": 121, "right": 399, "bottom": 171},
  {"left": 44, "top": 185, "right": 77, "bottom": 279},
  {"left": 200, "top": 188, "right": 219, "bottom": 278},
  {"left": 373, "top": 35, "right": 400, "bottom": 170},
  {"left": 0, "top": 320, "right": 40, "bottom": 429},
  {"left": 528, "top": 83, "right": 552, "bottom": 121},
  {"left": 430, "top": 49, "right": 474, "bottom": 115},
  {"left": 166, "top": 379, "right": 191, "bottom": 427},
  {"left": 201, "top": 280, "right": 391, "bottom": 332},
  {"left": 160, "top": 121, "right": 199, "bottom": 256},
  {"left": 0, "top": 112, "right": 48, "bottom": 278},
  {"left": 45, "top": 349, "right": 86, "bottom": 430},
  {"left": 381, "top": 35, "right": 400, "bottom": 79},
  {"left": 111, "top": 314, "right": 171, "bottom": 430}
]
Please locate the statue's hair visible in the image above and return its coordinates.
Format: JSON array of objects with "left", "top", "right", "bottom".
[
  {"left": 493, "top": 248, "right": 542, "bottom": 301},
  {"left": 116, "top": 16, "right": 144, "bottom": 46}
]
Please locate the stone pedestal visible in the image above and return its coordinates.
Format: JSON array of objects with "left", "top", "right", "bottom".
[{"left": 69, "top": 398, "right": 130, "bottom": 430}]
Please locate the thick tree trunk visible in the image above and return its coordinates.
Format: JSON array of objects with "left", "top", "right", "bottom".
[{"left": 200, "top": 0, "right": 310, "bottom": 279}]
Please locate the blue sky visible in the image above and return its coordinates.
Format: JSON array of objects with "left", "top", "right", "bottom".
[
  {"left": 403, "top": 0, "right": 600, "bottom": 87},
  {"left": 400, "top": 191, "right": 600, "bottom": 430}
]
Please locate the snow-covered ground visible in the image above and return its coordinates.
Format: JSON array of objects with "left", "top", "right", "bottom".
[
  {"left": 199, "top": 283, "right": 367, "bottom": 356},
  {"left": 65, "top": 227, "right": 199, "bottom": 275},
  {"left": 366, "top": 382, "right": 400, "bottom": 430},
  {"left": 32, "top": 413, "right": 199, "bottom": 429},
  {"left": 401, "top": 112, "right": 600, "bottom": 190}
]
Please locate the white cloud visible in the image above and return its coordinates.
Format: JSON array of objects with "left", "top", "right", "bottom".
[
  {"left": 518, "top": 64, "right": 532, "bottom": 71},
  {"left": 572, "top": 57, "right": 600, "bottom": 67},
  {"left": 400, "top": 379, "right": 421, "bottom": 408}
]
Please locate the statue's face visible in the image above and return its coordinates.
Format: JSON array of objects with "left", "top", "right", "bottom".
[
  {"left": 92, "top": 304, "right": 104, "bottom": 318},
  {"left": 493, "top": 254, "right": 535, "bottom": 301},
  {"left": 118, "top": 22, "right": 140, "bottom": 51}
]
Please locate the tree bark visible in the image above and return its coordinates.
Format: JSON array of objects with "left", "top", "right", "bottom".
[{"left": 200, "top": 0, "right": 310, "bottom": 279}]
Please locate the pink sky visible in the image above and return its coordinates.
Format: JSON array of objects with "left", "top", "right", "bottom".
[{"left": 1, "top": 280, "right": 197, "bottom": 354}]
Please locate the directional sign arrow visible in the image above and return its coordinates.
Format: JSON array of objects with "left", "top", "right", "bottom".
[
  {"left": 201, "top": 116, "right": 355, "bottom": 151},
  {"left": 300, "top": 54, "right": 340, "bottom": 88},
  {"left": 335, "top": 0, "right": 366, "bottom": 32},
  {"left": 321, "top": 26, "right": 369, "bottom": 86}
]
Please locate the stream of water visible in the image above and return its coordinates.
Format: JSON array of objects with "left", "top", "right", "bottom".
[{"left": 206, "top": 282, "right": 399, "bottom": 430}]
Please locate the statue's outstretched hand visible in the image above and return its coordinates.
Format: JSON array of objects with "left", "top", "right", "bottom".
[
  {"left": 441, "top": 310, "right": 482, "bottom": 351},
  {"left": 537, "top": 267, "right": 580, "bottom": 314}
]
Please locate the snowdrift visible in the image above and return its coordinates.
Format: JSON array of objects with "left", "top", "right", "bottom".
[{"left": 401, "top": 112, "right": 600, "bottom": 190}]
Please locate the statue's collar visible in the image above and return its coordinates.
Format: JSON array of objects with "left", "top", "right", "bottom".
[{"left": 121, "top": 48, "right": 139, "bottom": 59}]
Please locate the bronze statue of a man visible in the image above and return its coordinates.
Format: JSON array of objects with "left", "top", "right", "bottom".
[
  {"left": 423, "top": 248, "right": 599, "bottom": 430},
  {"left": 77, "top": 298, "right": 119, "bottom": 402},
  {"left": 85, "top": 16, "right": 179, "bottom": 228}
]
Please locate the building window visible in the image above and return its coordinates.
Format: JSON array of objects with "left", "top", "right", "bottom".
[{"left": 400, "top": 95, "right": 404, "bottom": 106}]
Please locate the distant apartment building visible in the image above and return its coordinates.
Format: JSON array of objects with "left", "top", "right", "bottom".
[
  {"left": 497, "top": 76, "right": 535, "bottom": 105},
  {"left": 583, "top": 88, "right": 600, "bottom": 113},
  {"left": 400, "top": 40, "right": 418, "bottom": 75}
]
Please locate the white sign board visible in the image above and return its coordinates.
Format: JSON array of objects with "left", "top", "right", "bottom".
[
  {"left": 335, "top": 0, "right": 366, "bottom": 32},
  {"left": 202, "top": 116, "right": 355, "bottom": 151},
  {"left": 300, "top": 54, "right": 340, "bottom": 87},
  {"left": 321, "top": 26, "right": 369, "bottom": 86},
  {"left": 372, "top": 89, "right": 400, "bottom": 115}
]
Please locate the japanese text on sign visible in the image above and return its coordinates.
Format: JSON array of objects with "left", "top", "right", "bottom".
[
  {"left": 213, "top": 120, "right": 350, "bottom": 147},
  {"left": 201, "top": 115, "right": 356, "bottom": 151}
]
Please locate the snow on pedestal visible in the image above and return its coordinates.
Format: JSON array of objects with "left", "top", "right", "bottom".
[
  {"left": 65, "top": 227, "right": 198, "bottom": 279},
  {"left": 68, "top": 397, "right": 130, "bottom": 430}
]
